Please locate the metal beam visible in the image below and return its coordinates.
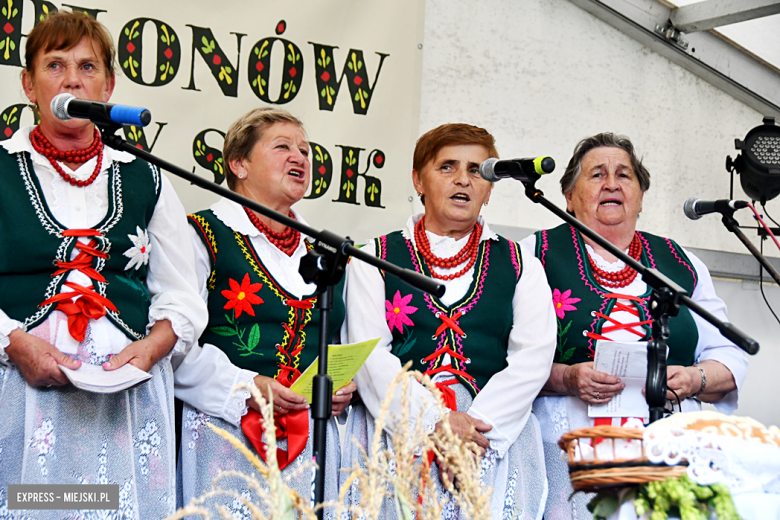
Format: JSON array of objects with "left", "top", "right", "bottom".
[
  {"left": 566, "top": 0, "right": 780, "bottom": 119},
  {"left": 671, "top": 0, "right": 780, "bottom": 33}
]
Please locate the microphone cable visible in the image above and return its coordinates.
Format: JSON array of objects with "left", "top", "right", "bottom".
[{"left": 748, "top": 202, "right": 780, "bottom": 327}]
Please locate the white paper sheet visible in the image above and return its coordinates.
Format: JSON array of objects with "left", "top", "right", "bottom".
[
  {"left": 59, "top": 362, "right": 152, "bottom": 393},
  {"left": 588, "top": 341, "right": 650, "bottom": 420}
]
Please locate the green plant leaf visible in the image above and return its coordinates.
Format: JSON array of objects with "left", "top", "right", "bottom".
[
  {"left": 248, "top": 324, "right": 260, "bottom": 350},
  {"left": 560, "top": 347, "right": 576, "bottom": 363},
  {"left": 211, "top": 326, "right": 237, "bottom": 337}
]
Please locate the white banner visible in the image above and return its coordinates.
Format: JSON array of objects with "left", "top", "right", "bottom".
[{"left": 0, "top": 0, "right": 425, "bottom": 242}]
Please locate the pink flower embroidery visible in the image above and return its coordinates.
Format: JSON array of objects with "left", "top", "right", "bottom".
[
  {"left": 552, "top": 288, "right": 581, "bottom": 319},
  {"left": 385, "top": 290, "right": 418, "bottom": 334}
]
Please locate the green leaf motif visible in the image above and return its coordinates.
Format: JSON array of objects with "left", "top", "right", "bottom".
[
  {"left": 2, "top": 7, "right": 7, "bottom": 16},
  {"left": 201, "top": 35, "right": 209, "bottom": 46},
  {"left": 124, "top": 27, "right": 130, "bottom": 36},
  {"left": 354, "top": 92, "right": 360, "bottom": 101},
  {"left": 248, "top": 324, "right": 260, "bottom": 350},
  {"left": 317, "top": 58, "right": 322, "bottom": 67},
  {"left": 347, "top": 61, "right": 353, "bottom": 71},
  {"left": 211, "top": 325, "right": 238, "bottom": 337},
  {"left": 320, "top": 87, "right": 326, "bottom": 97},
  {"left": 559, "top": 347, "right": 575, "bottom": 363}
]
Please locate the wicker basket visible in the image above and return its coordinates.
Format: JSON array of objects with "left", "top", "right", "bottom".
[{"left": 558, "top": 425, "right": 687, "bottom": 492}]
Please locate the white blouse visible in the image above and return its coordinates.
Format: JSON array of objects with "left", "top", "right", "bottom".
[
  {"left": 0, "top": 126, "right": 207, "bottom": 364},
  {"left": 344, "top": 214, "right": 557, "bottom": 457},
  {"left": 519, "top": 233, "right": 748, "bottom": 413}
]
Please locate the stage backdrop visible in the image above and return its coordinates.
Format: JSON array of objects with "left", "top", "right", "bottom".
[{"left": 0, "top": 0, "right": 425, "bottom": 243}]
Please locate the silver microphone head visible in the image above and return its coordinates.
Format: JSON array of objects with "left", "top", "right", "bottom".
[
  {"left": 479, "top": 158, "right": 500, "bottom": 182},
  {"left": 51, "top": 93, "right": 75, "bottom": 121},
  {"left": 683, "top": 197, "right": 702, "bottom": 220}
]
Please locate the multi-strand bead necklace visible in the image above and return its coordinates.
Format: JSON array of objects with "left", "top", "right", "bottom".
[
  {"left": 243, "top": 207, "right": 300, "bottom": 256},
  {"left": 30, "top": 126, "right": 104, "bottom": 188},
  {"left": 414, "top": 217, "right": 482, "bottom": 281},
  {"left": 587, "top": 233, "right": 642, "bottom": 288}
]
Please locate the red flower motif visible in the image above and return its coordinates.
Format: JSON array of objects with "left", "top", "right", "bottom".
[
  {"left": 126, "top": 42, "right": 135, "bottom": 53},
  {"left": 135, "top": 143, "right": 143, "bottom": 150},
  {"left": 4, "top": 127, "right": 12, "bottom": 138},
  {"left": 320, "top": 71, "right": 330, "bottom": 82},
  {"left": 289, "top": 67, "right": 297, "bottom": 78},
  {"left": 318, "top": 165, "right": 326, "bottom": 175},
  {"left": 552, "top": 288, "right": 581, "bottom": 320},
  {"left": 385, "top": 291, "right": 418, "bottom": 334},
  {"left": 354, "top": 76, "right": 363, "bottom": 86},
  {"left": 222, "top": 273, "right": 263, "bottom": 318},
  {"left": 346, "top": 169, "right": 354, "bottom": 178},
  {"left": 164, "top": 48, "right": 173, "bottom": 60},
  {"left": 206, "top": 153, "right": 213, "bottom": 162},
  {"left": 4, "top": 23, "right": 13, "bottom": 35},
  {"left": 212, "top": 55, "right": 221, "bottom": 66},
  {"left": 256, "top": 61, "right": 264, "bottom": 73},
  {"left": 277, "top": 22, "right": 285, "bottom": 34},
  {"left": 375, "top": 155, "right": 384, "bottom": 165}
]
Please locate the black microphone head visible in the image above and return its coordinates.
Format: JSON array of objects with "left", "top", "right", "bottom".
[
  {"left": 51, "top": 93, "right": 75, "bottom": 121},
  {"left": 479, "top": 158, "right": 500, "bottom": 182},
  {"left": 683, "top": 197, "right": 702, "bottom": 220}
]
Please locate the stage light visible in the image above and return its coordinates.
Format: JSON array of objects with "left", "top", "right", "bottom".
[{"left": 728, "top": 117, "right": 780, "bottom": 204}]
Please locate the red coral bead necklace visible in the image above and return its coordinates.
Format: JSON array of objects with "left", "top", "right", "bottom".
[
  {"left": 414, "top": 217, "right": 481, "bottom": 281},
  {"left": 587, "top": 233, "right": 642, "bottom": 288},
  {"left": 244, "top": 207, "right": 300, "bottom": 256},
  {"left": 30, "top": 126, "right": 104, "bottom": 188}
]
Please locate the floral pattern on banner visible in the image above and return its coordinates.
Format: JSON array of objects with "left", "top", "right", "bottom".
[
  {"left": 184, "top": 409, "right": 211, "bottom": 452},
  {"left": 229, "top": 489, "right": 252, "bottom": 520},
  {"left": 123, "top": 226, "right": 151, "bottom": 271},
  {"left": 30, "top": 418, "right": 56, "bottom": 476},
  {"left": 134, "top": 420, "right": 161, "bottom": 479},
  {"left": 552, "top": 288, "right": 581, "bottom": 363},
  {"left": 222, "top": 273, "right": 263, "bottom": 318}
]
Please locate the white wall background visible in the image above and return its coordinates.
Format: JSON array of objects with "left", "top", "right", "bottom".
[{"left": 415, "top": 0, "right": 780, "bottom": 426}]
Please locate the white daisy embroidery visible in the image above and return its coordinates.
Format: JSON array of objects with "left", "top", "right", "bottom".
[{"left": 123, "top": 226, "right": 152, "bottom": 271}]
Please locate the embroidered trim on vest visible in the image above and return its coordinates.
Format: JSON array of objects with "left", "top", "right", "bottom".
[
  {"left": 236, "top": 232, "right": 316, "bottom": 381},
  {"left": 509, "top": 240, "right": 522, "bottom": 279},
  {"left": 189, "top": 214, "right": 218, "bottom": 290},
  {"left": 405, "top": 237, "right": 493, "bottom": 395},
  {"left": 376, "top": 234, "right": 388, "bottom": 279},
  {"left": 665, "top": 237, "right": 698, "bottom": 286}
]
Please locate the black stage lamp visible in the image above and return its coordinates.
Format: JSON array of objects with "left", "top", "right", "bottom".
[{"left": 728, "top": 117, "right": 780, "bottom": 205}]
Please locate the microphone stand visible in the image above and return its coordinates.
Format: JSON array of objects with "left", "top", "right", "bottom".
[
  {"left": 719, "top": 211, "right": 780, "bottom": 286},
  {"left": 518, "top": 176, "right": 759, "bottom": 423},
  {"left": 97, "top": 124, "right": 445, "bottom": 518}
]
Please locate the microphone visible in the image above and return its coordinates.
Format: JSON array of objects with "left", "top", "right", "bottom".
[
  {"left": 683, "top": 197, "right": 748, "bottom": 220},
  {"left": 479, "top": 156, "right": 555, "bottom": 183},
  {"left": 51, "top": 93, "right": 152, "bottom": 127}
]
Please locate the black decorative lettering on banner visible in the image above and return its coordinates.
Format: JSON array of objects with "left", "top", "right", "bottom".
[
  {"left": 193, "top": 129, "right": 226, "bottom": 184},
  {"left": 30, "top": 0, "right": 57, "bottom": 27},
  {"left": 305, "top": 142, "right": 332, "bottom": 200},
  {"left": 119, "top": 18, "right": 181, "bottom": 86},
  {"left": 123, "top": 123, "right": 166, "bottom": 152},
  {"left": 0, "top": 0, "right": 23, "bottom": 66},
  {"left": 184, "top": 26, "right": 245, "bottom": 97},
  {"left": 332, "top": 146, "right": 385, "bottom": 207},
  {"left": 63, "top": 4, "right": 106, "bottom": 19},
  {"left": 247, "top": 21, "right": 303, "bottom": 105},
  {"left": 309, "top": 43, "right": 389, "bottom": 115}
]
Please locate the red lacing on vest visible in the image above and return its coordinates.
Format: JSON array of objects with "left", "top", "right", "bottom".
[
  {"left": 433, "top": 311, "right": 465, "bottom": 338},
  {"left": 421, "top": 343, "right": 474, "bottom": 411},
  {"left": 585, "top": 293, "right": 652, "bottom": 342},
  {"left": 275, "top": 298, "right": 315, "bottom": 384},
  {"left": 40, "top": 229, "right": 117, "bottom": 342}
]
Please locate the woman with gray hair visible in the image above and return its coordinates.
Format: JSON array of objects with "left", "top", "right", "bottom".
[
  {"left": 173, "top": 107, "right": 354, "bottom": 514},
  {"left": 519, "top": 132, "right": 748, "bottom": 519}
]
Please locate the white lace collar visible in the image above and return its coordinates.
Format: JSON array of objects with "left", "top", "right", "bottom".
[{"left": 210, "top": 197, "right": 310, "bottom": 239}]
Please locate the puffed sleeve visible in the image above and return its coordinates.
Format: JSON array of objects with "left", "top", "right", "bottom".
[
  {"left": 344, "top": 241, "right": 443, "bottom": 437},
  {"left": 686, "top": 249, "right": 748, "bottom": 414},
  {"left": 467, "top": 246, "right": 557, "bottom": 457},
  {"left": 172, "top": 223, "right": 258, "bottom": 427},
  {"left": 144, "top": 175, "right": 208, "bottom": 355}
]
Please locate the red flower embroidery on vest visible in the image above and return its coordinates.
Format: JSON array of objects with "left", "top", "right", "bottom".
[
  {"left": 222, "top": 273, "right": 263, "bottom": 318},
  {"left": 385, "top": 290, "right": 418, "bottom": 334}
]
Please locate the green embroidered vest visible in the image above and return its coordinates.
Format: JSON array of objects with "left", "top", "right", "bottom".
[
  {"left": 189, "top": 210, "right": 345, "bottom": 383},
  {"left": 0, "top": 150, "right": 161, "bottom": 341},
  {"left": 377, "top": 230, "right": 523, "bottom": 397},
  {"left": 534, "top": 224, "right": 699, "bottom": 366}
]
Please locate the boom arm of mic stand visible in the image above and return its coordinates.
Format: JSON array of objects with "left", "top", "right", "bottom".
[
  {"left": 522, "top": 181, "right": 759, "bottom": 355},
  {"left": 720, "top": 212, "right": 780, "bottom": 287},
  {"left": 99, "top": 127, "right": 445, "bottom": 298}
]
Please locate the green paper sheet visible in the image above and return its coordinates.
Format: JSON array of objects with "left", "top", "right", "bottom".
[{"left": 289, "top": 337, "right": 380, "bottom": 403}]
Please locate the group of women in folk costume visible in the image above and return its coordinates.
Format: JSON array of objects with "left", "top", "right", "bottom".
[{"left": 0, "top": 11, "right": 746, "bottom": 520}]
